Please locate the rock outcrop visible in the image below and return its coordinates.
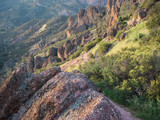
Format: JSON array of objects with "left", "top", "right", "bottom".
[
  {"left": 127, "top": 8, "right": 147, "bottom": 26},
  {"left": 106, "top": 0, "right": 123, "bottom": 27},
  {"left": 27, "top": 47, "right": 58, "bottom": 72},
  {"left": 0, "top": 65, "right": 122, "bottom": 120},
  {"left": 27, "top": 54, "right": 35, "bottom": 73},
  {"left": 58, "top": 31, "right": 92, "bottom": 61},
  {"left": 67, "top": 6, "right": 101, "bottom": 37}
]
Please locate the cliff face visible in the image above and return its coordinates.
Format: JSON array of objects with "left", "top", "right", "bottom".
[
  {"left": 66, "top": 6, "right": 101, "bottom": 37},
  {"left": 0, "top": 64, "right": 122, "bottom": 120},
  {"left": 58, "top": 31, "right": 92, "bottom": 62},
  {"left": 106, "top": 0, "right": 123, "bottom": 27}
]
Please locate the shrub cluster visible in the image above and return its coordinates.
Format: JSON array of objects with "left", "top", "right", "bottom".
[
  {"left": 79, "top": 42, "right": 160, "bottom": 120},
  {"left": 84, "top": 37, "right": 102, "bottom": 52}
]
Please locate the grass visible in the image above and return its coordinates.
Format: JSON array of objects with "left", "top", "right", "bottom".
[{"left": 107, "top": 21, "right": 150, "bottom": 55}]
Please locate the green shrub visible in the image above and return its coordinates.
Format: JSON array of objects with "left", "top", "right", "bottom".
[
  {"left": 84, "top": 37, "right": 102, "bottom": 52},
  {"left": 98, "top": 42, "right": 112, "bottom": 55},
  {"left": 69, "top": 48, "right": 83, "bottom": 60},
  {"left": 79, "top": 42, "right": 160, "bottom": 120},
  {"left": 115, "top": 30, "right": 124, "bottom": 40}
]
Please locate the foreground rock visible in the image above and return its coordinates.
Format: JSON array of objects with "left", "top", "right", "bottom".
[{"left": 0, "top": 65, "right": 122, "bottom": 120}]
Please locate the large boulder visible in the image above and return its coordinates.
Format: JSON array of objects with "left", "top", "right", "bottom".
[
  {"left": 0, "top": 65, "right": 122, "bottom": 120},
  {"left": 0, "top": 64, "right": 61, "bottom": 120}
]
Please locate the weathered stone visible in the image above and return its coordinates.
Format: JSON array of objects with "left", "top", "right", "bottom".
[
  {"left": 27, "top": 54, "right": 34, "bottom": 73},
  {"left": 66, "top": 6, "right": 101, "bottom": 37},
  {"left": 57, "top": 46, "right": 65, "bottom": 62},
  {"left": 0, "top": 65, "right": 61, "bottom": 120},
  {"left": 49, "top": 47, "right": 58, "bottom": 57},
  {"left": 106, "top": 0, "right": 122, "bottom": 27},
  {"left": 34, "top": 56, "right": 48, "bottom": 70},
  {"left": 63, "top": 40, "right": 75, "bottom": 59},
  {"left": 3, "top": 71, "right": 122, "bottom": 120}
]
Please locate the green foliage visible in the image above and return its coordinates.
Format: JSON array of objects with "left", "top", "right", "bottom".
[
  {"left": 98, "top": 42, "right": 112, "bottom": 55},
  {"left": 128, "top": 97, "right": 160, "bottom": 120},
  {"left": 119, "top": 0, "right": 132, "bottom": 17},
  {"left": 146, "top": 2, "right": 160, "bottom": 29},
  {"left": 84, "top": 37, "right": 102, "bottom": 52},
  {"left": 69, "top": 47, "right": 83, "bottom": 60},
  {"left": 115, "top": 30, "right": 123, "bottom": 40},
  {"left": 142, "top": 0, "right": 158, "bottom": 9},
  {"left": 79, "top": 41, "right": 160, "bottom": 119},
  {"left": 118, "top": 16, "right": 128, "bottom": 25},
  {"left": 34, "top": 62, "right": 63, "bottom": 74}
]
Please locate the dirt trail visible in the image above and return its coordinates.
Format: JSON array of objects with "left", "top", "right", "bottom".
[{"left": 108, "top": 99, "right": 141, "bottom": 120}]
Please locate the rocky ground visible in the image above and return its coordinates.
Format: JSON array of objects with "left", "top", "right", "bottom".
[{"left": 0, "top": 64, "right": 123, "bottom": 120}]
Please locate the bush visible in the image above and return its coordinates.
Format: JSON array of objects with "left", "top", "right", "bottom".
[
  {"left": 79, "top": 42, "right": 160, "bottom": 120},
  {"left": 69, "top": 47, "right": 83, "bottom": 60},
  {"left": 146, "top": 2, "right": 160, "bottom": 29},
  {"left": 84, "top": 37, "right": 102, "bottom": 52},
  {"left": 98, "top": 42, "right": 112, "bottom": 55}
]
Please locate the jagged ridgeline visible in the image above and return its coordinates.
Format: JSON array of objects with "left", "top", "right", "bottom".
[
  {"left": 0, "top": 0, "right": 107, "bottom": 79},
  {"left": 0, "top": 0, "right": 107, "bottom": 30}
]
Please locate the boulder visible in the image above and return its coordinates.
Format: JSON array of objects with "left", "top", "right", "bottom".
[
  {"left": 0, "top": 64, "right": 61, "bottom": 120},
  {"left": 0, "top": 66, "right": 122, "bottom": 120}
]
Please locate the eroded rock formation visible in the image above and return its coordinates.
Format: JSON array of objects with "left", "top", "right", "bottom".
[
  {"left": 27, "top": 47, "right": 58, "bottom": 72},
  {"left": 0, "top": 65, "right": 122, "bottom": 120},
  {"left": 67, "top": 6, "right": 101, "bottom": 37},
  {"left": 58, "top": 31, "right": 92, "bottom": 61}
]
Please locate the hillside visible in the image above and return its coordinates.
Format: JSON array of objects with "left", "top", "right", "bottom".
[
  {"left": 0, "top": 0, "right": 107, "bottom": 30},
  {"left": 0, "top": 0, "right": 160, "bottom": 120}
]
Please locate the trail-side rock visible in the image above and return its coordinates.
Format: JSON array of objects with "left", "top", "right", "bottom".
[
  {"left": 120, "top": 32, "right": 126, "bottom": 40},
  {"left": 0, "top": 64, "right": 61, "bottom": 120},
  {"left": 7, "top": 71, "right": 122, "bottom": 120}
]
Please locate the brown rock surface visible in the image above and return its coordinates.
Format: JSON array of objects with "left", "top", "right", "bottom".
[
  {"left": 0, "top": 65, "right": 122, "bottom": 120},
  {"left": 67, "top": 6, "right": 101, "bottom": 37},
  {"left": 27, "top": 54, "right": 35, "bottom": 73},
  {"left": 0, "top": 64, "right": 61, "bottom": 120},
  {"left": 106, "top": 0, "right": 122, "bottom": 27}
]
